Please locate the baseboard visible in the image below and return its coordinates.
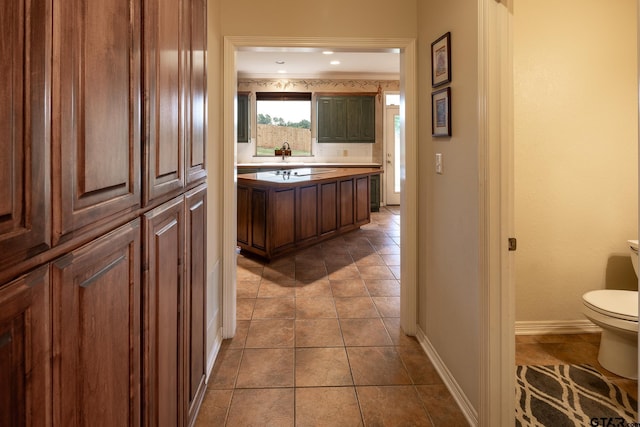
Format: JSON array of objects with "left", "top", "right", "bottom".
[
  {"left": 206, "top": 327, "right": 223, "bottom": 382},
  {"left": 415, "top": 326, "right": 478, "bottom": 427},
  {"left": 515, "top": 320, "right": 601, "bottom": 335}
]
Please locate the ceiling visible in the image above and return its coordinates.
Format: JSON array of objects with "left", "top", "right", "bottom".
[{"left": 236, "top": 48, "right": 400, "bottom": 80}]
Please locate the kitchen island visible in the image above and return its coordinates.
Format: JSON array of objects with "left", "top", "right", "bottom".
[{"left": 237, "top": 167, "right": 381, "bottom": 260}]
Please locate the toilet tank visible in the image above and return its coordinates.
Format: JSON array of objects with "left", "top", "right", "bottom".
[{"left": 628, "top": 240, "right": 639, "bottom": 277}]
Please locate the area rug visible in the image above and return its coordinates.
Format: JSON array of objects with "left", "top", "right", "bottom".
[{"left": 515, "top": 364, "right": 637, "bottom": 426}]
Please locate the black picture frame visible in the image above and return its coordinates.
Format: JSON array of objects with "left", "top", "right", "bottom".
[
  {"left": 431, "top": 32, "right": 451, "bottom": 87},
  {"left": 432, "top": 87, "right": 451, "bottom": 137}
]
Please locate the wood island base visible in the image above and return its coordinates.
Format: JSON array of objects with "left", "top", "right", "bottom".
[{"left": 237, "top": 167, "right": 381, "bottom": 261}]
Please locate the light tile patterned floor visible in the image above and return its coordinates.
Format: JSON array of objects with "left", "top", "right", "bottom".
[{"left": 195, "top": 207, "right": 469, "bottom": 426}]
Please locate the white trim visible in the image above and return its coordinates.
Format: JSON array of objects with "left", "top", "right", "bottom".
[
  {"left": 399, "top": 39, "right": 418, "bottom": 336},
  {"left": 222, "top": 37, "right": 238, "bottom": 338},
  {"left": 416, "top": 326, "right": 478, "bottom": 426},
  {"left": 222, "top": 36, "right": 419, "bottom": 339},
  {"left": 478, "top": 0, "right": 514, "bottom": 425},
  {"left": 206, "top": 327, "right": 224, "bottom": 382},
  {"left": 515, "top": 320, "right": 601, "bottom": 336}
]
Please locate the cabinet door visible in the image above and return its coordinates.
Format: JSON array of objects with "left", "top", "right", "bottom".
[
  {"left": 0, "top": 0, "right": 51, "bottom": 272},
  {"left": 346, "top": 96, "right": 375, "bottom": 142},
  {"left": 355, "top": 176, "right": 370, "bottom": 224},
  {"left": 144, "top": 0, "right": 186, "bottom": 204},
  {"left": 53, "top": 0, "right": 142, "bottom": 243},
  {"left": 319, "top": 182, "right": 338, "bottom": 236},
  {"left": 237, "top": 93, "right": 250, "bottom": 143},
  {"left": 297, "top": 185, "right": 318, "bottom": 241},
  {"left": 271, "top": 188, "right": 296, "bottom": 251},
  {"left": 143, "top": 196, "right": 184, "bottom": 427},
  {"left": 346, "top": 97, "right": 362, "bottom": 141},
  {"left": 0, "top": 265, "right": 51, "bottom": 427},
  {"left": 52, "top": 220, "right": 142, "bottom": 427},
  {"left": 339, "top": 179, "right": 355, "bottom": 229},
  {"left": 317, "top": 97, "right": 347, "bottom": 142},
  {"left": 358, "top": 96, "right": 376, "bottom": 142},
  {"left": 184, "top": 185, "right": 207, "bottom": 425},
  {"left": 185, "top": 0, "right": 207, "bottom": 185}
]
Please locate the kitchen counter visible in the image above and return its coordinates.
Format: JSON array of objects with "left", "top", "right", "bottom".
[
  {"left": 237, "top": 167, "right": 380, "bottom": 260},
  {"left": 237, "top": 162, "right": 382, "bottom": 168},
  {"left": 238, "top": 167, "right": 381, "bottom": 186}
]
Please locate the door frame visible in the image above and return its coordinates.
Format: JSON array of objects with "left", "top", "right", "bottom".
[
  {"left": 383, "top": 98, "right": 401, "bottom": 206},
  {"left": 221, "top": 36, "right": 419, "bottom": 340},
  {"left": 478, "top": 0, "right": 515, "bottom": 424}
]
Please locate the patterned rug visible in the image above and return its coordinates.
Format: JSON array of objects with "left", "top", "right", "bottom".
[{"left": 516, "top": 364, "right": 638, "bottom": 426}]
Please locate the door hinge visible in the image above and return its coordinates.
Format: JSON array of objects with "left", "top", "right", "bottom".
[{"left": 508, "top": 237, "right": 517, "bottom": 251}]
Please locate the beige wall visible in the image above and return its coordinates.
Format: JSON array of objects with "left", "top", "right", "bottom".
[
  {"left": 514, "top": 0, "right": 638, "bottom": 322},
  {"left": 417, "top": 0, "right": 480, "bottom": 409},
  {"left": 220, "top": 0, "right": 418, "bottom": 38}
]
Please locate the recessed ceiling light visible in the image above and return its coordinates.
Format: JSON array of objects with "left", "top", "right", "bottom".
[
  {"left": 277, "top": 69, "right": 287, "bottom": 74},
  {"left": 322, "top": 51, "right": 334, "bottom": 55},
  {"left": 330, "top": 60, "right": 340, "bottom": 65},
  {"left": 275, "top": 60, "right": 285, "bottom": 65}
]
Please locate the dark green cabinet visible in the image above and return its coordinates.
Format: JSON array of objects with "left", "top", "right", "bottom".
[
  {"left": 237, "top": 92, "right": 249, "bottom": 142},
  {"left": 317, "top": 95, "right": 375, "bottom": 143},
  {"left": 370, "top": 174, "right": 380, "bottom": 212}
]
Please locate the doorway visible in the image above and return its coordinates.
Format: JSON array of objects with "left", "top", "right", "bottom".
[
  {"left": 221, "top": 36, "right": 418, "bottom": 341},
  {"left": 384, "top": 93, "right": 401, "bottom": 206}
]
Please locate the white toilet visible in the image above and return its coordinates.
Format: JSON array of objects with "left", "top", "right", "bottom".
[{"left": 582, "top": 239, "right": 639, "bottom": 379}]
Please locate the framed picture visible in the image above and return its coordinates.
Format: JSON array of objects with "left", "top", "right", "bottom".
[
  {"left": 432, "top": 87, "right": 451, "bottom": 137},
  {"left": 431, "top": 32, "right": 451, "bottom": 87}
]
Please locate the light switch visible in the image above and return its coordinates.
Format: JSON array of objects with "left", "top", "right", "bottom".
[{"left": 435, "top": 153, "right": 443, "bottom": 174}]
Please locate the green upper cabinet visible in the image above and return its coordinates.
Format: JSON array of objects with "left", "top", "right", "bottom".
[
  {"left": 317, "top": 95, "right": 375, "bottom": 143},
  {"left": 237, "top": 92, "right": 249, "bottom": 143}
]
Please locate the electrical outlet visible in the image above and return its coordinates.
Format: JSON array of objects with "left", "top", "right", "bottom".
[
  {"left": 343, "top": 149, "right": 348, "bottom": 157},
  {"left": 435, "top": 153, "right": 443, "bottom": 174}
]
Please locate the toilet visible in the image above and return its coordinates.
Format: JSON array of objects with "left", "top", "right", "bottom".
[{"left": 582, "top": 239, "right": 638, "bottom": 379}]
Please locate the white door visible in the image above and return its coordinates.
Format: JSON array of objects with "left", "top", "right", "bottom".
[{"left": 385, "top": 104, "right": 401, "bottom": 205}]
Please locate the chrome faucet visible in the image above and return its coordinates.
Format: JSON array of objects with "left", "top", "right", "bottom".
[{"left": 281, "top": 142, "right": 291, "bottom": 160}]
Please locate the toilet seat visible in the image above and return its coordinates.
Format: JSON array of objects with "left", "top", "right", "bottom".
[{"left": 582, "top": 290, "right": 638, "bottom": 322}]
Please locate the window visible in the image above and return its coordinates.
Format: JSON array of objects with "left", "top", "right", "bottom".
[{"left": 256, "top": 92, "right": 312, "bottom": 156}]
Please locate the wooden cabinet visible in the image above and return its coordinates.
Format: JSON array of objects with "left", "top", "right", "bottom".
[
  {"left": 317, "top": 95, "right": 375, "bottom": 143},
  {"left": 0, "top": 0, "right": 51, "bottom": 273},
  {"left": 0, "top": 265, "right": 51, "bottom": 427},
  {"left": 0, "top": 0, "right": 207, "bottom": 426},
  {"left": 52, "top": 220, "right": 142, "bottom": 427},
  {"left": 237, "top": 169, "right": 376, "bottom": 260},
  {"left": 144, "top": 197, "right": 184, "bottom": 427},
  {"left": 319, "top": 182, "right": 338, "bottom": 236},
  {"left": 0, "top": 0, "right": 208, "bottom": 424},
  {"left": 317, "top": 97, "right": 347, "bottom": 143},
  {"left": 184, "top": 185, "right": 207, "bottom": 425},
  {"left": 346, "top": 96, "right": 375, "bottom": 141},
  {"left": 53, "top": 0, "right": 142, "bottom": 243},
  {"left": 144, "top": 0, "right": 185, "bottom": 205},
  {"left": 185, "top": 0, "right": 207, "bottom": 185}
]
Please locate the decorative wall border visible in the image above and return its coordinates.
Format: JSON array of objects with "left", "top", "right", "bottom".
[{"left": 237, "top": 78, "right": 400, "bottom": 92}]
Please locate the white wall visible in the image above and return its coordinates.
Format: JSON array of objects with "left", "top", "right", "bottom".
[
  {"left": 417, "top": 0, "right": 480, "bottom": 411},
  {"left": 514, "top": 0, "right": 638, "bottom": 323}
]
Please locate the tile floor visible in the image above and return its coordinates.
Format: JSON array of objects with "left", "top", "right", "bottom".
[
  {"left": 195, "top": 207, "right": 469, "bottom": 426},
  {"left": 516, "top": 333, "right": 638, "bottom": 401}
]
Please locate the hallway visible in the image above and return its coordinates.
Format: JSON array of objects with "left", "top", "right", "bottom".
[{"left": 195, "top": 207, "right": 468, "bottom": 426}]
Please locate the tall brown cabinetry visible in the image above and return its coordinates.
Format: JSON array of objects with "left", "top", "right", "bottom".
[{"left": 0, "top": 0, "right": 208, "bottom": 425}]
